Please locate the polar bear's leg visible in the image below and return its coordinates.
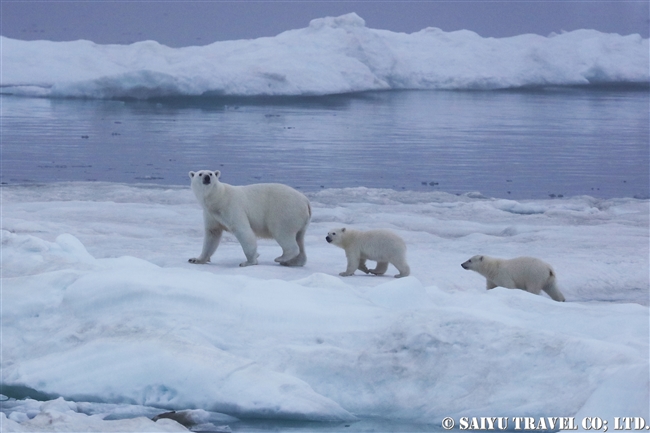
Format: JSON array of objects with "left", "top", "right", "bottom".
[
  {"left": 358, "top": 259, "right": 370, "bottom": 274},
  {"left": 369, "top": 262, "right": 389, "bottom": 276},
  {"left": 278, "top": 226, "right": 308, "bottom": 267},
  {"left": 340, "top": 251, "right": 361, "bottom": 276},
  {"left": 189, "top": 227, "right": 223, "bottom": 264},
  {"left": 274, "top": 232, "right": 301, "bottom": 264},
  {"left": 274, "top": 244, "right": 299, "bottom": 264},
  {"left": 392, "top": 259, "right": 410, "bottom": 278},
  {"left": 522, "top": 281, "right": 543, "bottom": 295},
  {"left": 486, "top": 280, "right": 498, "bottom": 290},
  {"left": 542, "top": 281, "right": 566, "bottom": 302},
  {"left": 294, "top": 226, "right": 308, "bottom": 266},
  {"left": 233, "top": 227, "right": 259, "bottom": 267}
]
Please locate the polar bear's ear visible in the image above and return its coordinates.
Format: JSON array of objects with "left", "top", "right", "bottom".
[
  {"left": 189, "top": 171, "right": 196, "bottom": 179},
  {"left": 341, "top": 227, "right": 346, "bottom": 232},
  {"left": 479, "top": 256, "right": 484, "bottom": 261},
  {"left": 213, "top": 170, "right": 221, "bottom": 179}
]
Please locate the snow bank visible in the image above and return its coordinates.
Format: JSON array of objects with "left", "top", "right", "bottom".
[
  {"left": 2, "top": 183, "right": 648, "bottom": 431},
  {"left": 2, "top": 13, "right": 648, "bottom": 99},
  {"left": 1, "top": 397, "right": 189, "bottom": 432}
]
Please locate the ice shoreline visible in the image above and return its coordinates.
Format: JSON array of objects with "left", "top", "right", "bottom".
[{"left": 2, "top": 81, "right": 648, "bottom": 96}]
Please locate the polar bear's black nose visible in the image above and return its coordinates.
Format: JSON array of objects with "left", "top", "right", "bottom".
[
  {"left": 326, "top": 236, "right": 332, "bottom": 243},
  {"left": 202, "top": 174, "right": 211, "bottom": 185}
]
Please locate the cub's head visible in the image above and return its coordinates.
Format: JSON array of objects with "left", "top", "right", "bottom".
[
  {"left": 325, "top": 227, "right": 346, "bottom": 246},
  {"left": 461, "top": 255, "right": 484, "bottom": 270},
  {"left": 189, "top": 170, "right": 221, "bottom": 187}
]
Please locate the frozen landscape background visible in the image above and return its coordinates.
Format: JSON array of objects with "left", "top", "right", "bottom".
[
  {"left": 2, "top": 13, "right": 648, "bottom": 99},
  {"left": 2, "top": 13, "right": 649, "bottom": 433}
]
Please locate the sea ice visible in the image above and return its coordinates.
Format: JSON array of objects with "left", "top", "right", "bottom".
[{"left": 2, "top": 183, "right": 648, "bottom": 431}]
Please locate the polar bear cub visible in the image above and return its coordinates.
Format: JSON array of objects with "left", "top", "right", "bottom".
[
  {"left": 326, "top": 227, "right": 410, "bottom": 278},
  {"left": 189, "top": 170, "right": 311, "bottom": 267},
  {"left": 461, "top": 255, "right": 565, "bottom": 302}
]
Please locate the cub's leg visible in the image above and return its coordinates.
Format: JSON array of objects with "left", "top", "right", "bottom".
[
  {"left": 391, "top": 259, "right": 410, "bottom": 278},
  {"left": 369, "top": 261, "right": 389, "bottom": 276},
  {"left": 358, "top": 259, "right": 370, "bottom": 274},
  {"left": 340, "top": 252, "right": 361, "bottom": 276},
  {"left": 543, "top": 281, "right": 566, "bottom": 302}
]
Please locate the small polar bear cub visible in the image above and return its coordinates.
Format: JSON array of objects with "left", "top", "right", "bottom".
[
  {"left": 326, "top": 227, "right": 410, "bottom": 278},
  {"left": 189, "top": 170, "right": 311, "bottom": 267},
  {"left": 461, "top": 255, "right": 565, "bottom": 302}
]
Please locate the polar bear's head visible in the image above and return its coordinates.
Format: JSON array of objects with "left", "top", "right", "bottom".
[
  {"left": 461, "top": 255, "right": 484, "bottom": 271},
  {"left": 326, "top": 227, "right": 346, "bottom": 246},
  {"left": 189, "top": 170, "right": 223, "bottom": 204},
  {"left": 189, "top": 170, "right": 221, "bottom": 186}
]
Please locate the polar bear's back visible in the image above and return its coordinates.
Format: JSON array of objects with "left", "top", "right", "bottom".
[
  {"left": 501, "top": 256, "right": 555, "bottom": 291},
  {"left": 358, "top": 229, "right": 407, "bottom": 261},
  {"left": 237, "top": 183, "right": 309, "bottom": 211},
  {"left": 235, "top": 183, "right": 311, "bottom": 236}
]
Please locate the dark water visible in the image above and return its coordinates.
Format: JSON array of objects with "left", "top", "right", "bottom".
[{"left": 2, "top": 88, "right": 648, "bottom": 199}]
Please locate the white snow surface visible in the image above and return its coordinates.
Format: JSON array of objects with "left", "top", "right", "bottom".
[
  {"left": 1, "top": 398, "right": 189, "bottom": 432},
  {"left": 1, "top": 183, "right": 649, "bottom": 431},
  {"left": 2, "top": 13, "right": 648, "bottom": 99}
]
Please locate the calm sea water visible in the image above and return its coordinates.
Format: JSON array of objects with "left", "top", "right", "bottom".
[{"left": 2, "top": 88, "right": 648, "bottom": 199}]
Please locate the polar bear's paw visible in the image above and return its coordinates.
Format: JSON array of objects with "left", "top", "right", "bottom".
[
  {"left": 188, "top": 257, "right": 209, "bottom": 264},
  {"left": 369, "top": 261, "right": 389, "bottom": 276},
  {"left": 274, "top": 253, "right": 297, "bottom": 263},
  {"left": 278, "top": 253, "right": 307, "bottom": 267},
  {"left": 239, "top": 253, "right": 260, "bottom": 267}
]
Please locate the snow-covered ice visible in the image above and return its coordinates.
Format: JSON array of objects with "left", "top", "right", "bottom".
[
  {"left": 2, "top": 183, "right": 648, "bottom": 431},
  {"left": 2, "top": 13, "right": 648, "bottom": 99}
]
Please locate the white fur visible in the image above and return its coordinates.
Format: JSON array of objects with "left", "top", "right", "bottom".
[
  {"left": 461, "top": 255, "right": 565, "bottom": 302},
  {"left": 189, "top": 170, "right": 311, "bottom": 267},
  {"left": 326, "top": 228, "right": 410, "bottom": 278}
]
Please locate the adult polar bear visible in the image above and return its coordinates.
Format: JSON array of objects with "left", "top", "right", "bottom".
[
  {"left": 189, "top": 170, "right": 311, "bottom": 267},
  {"left": 461, "top": 255, "right": 565, "bottom": 302}
]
